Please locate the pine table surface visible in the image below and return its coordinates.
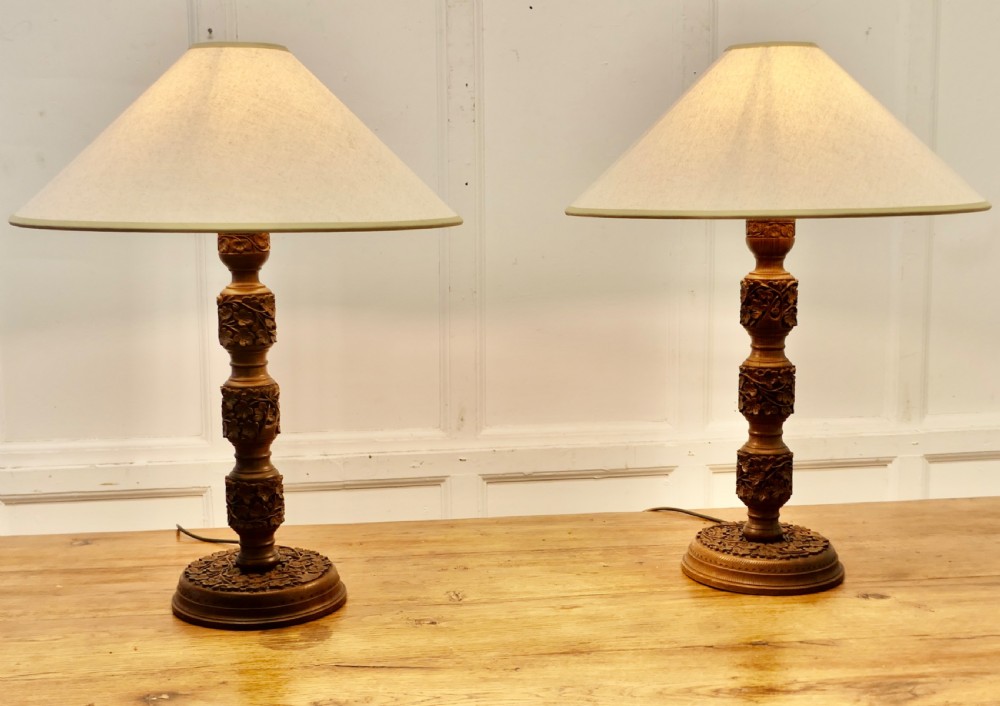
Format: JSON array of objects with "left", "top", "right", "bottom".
[{"left": 2, "top": 497, "right": 998, "bottom": 705}]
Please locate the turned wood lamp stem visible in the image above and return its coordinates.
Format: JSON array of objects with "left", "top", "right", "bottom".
[
  {"left": 171, "top": 231, "right": 346, "bottom": 628},
  {"left": 217, "top": 232, "right": 284, "bottom": 571},
  {"left": 681, "top": 218, "right": 842, "bottom": 594},
  {"left": 738, "top": 219, "right": 797, "bottom": 542}
]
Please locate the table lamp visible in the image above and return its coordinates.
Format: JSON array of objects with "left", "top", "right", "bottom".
[
  {"left": 567, "top": 42, "right": 989, "bottom": 595},
  {"left": 9, "top": 42, "right": 461, "bottom": 628}
]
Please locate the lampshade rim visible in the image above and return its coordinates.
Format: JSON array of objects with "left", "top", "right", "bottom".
[
  {"left": 8, "top": 214, "right": 463, "bottom": 233},
  {"left": 565, "top": 201, "right": 992, "bottom": 220},
  {"left": 188, "top": 41, "right": 289, "bottom": 52},
  {"left": 725, "top": 41, "right": 819, "bottom": 52}
]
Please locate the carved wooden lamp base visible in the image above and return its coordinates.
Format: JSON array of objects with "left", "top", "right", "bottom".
[
  {"left": 680, "top": 219, "right": 845, "bottom": 596},
  {"left": 681, "top": 522, "right": 843, "bottom": 595},
  {"left": 171, "top": 233, "right": 347, "bottom": 629},
  {"left": 172, "top": 547, "right": 347, "bottom": 629}
]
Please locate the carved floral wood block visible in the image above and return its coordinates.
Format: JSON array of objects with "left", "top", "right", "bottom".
[
  {"left": 736, "top": 450, "right": 793, "bottom": 508},
  {"left": 738, "top": 365, "right": 796, "bottom": 418},
  {"left": 221, "top": 384, "right": 281, "bottom": 443},
  {"left": 740, "top": 279, "right": 798, "bottom": 330},
  {"left": 226, "top": 475, "right": 285, "bottom": 533},
  {"left": 218, "top": 293, "right": 277, "bottom": 348}
]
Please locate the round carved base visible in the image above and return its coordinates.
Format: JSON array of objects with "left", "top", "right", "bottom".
[
  {"left": 172, "top": 546, "right": 347, "bottom": 629},
  {"left": 681, "top": 522, "right": 844, "bottom": 595}
]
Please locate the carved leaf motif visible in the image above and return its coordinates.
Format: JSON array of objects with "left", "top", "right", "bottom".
[
  {"left": 695, "top": 522, "right": 830, "bottom": 559},
  {"left": 221, "top": 384, "right": 280, "bottom": 442},
  {"left": 736, "top": 451, "right": 793, "bottom": 508},
  {"left": 740, "top": 279, "right": 798, "bottom": 330},
  {"left": 226, "top": 475, "right": 285, "bottom": 533},
  {"left": 218, "top": 232, "right": 270, "bottom": 254},
  {"left": 746, "top": 221, "right": 795, "bottom": 239},
  {"left": 218, "top": 293, "right": 277, "bottom": 348},
  {"left": 738, "top": 365, "right": 795, "bottom": 417},
  {"left": 183, "top": 547, "right": 333, "bottom": 593}
]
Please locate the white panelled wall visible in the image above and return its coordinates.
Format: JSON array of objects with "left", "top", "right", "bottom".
[{"left": 0, "top": 0, "right": 998, "bottom": 535}]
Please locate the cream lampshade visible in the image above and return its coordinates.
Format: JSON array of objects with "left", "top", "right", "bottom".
[
  {"left": 12, "top": 42, "right": 460, "bottom": 232},
  {"left": 10, "top": 42, "right": 461, "bottom": 628},
  {"left": 568, "top": 42, "right": 989, "bottom": 595}
]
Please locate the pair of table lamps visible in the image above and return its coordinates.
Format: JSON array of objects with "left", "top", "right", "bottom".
[{"left": 10, "top": 41, "right": 988, "bottom": 629}]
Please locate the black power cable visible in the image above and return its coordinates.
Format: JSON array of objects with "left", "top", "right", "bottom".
[
  {"left": 177, "top": 508, "right": 722, "bottom": 545},
  {"left": 644, "top": 506, "right": 725, "bottom": 523},
  {"left": 175, "top": 524, "right": 239, "bottom": 544}
]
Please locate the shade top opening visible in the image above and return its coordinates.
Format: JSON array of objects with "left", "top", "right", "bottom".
[{"left": 188, "top": 41, "right": 289, "bottom": 52}]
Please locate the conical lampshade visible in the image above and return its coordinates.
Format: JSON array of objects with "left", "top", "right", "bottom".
[
  {"left": 567, "top": 41, "right": 990, "bottom": 597},
  {"left": 567, "top": 42, "right": 989, "bottom": 219},
  {"left": 11, "top": 42, "right": 461, "bottom": 233},
  {"left": 8, "top": 41, "right": 462, "bottom": 628}
]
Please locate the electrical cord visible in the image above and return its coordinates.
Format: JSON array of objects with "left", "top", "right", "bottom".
[
  {"left": 175, "top": 524, "right": 239, "bottom": 544},
  {"left": 644, "top": 506, "right": 725, "bottom": 523},
  {"left": 177, "top": 509, "right": 721, "bottom": 543}
]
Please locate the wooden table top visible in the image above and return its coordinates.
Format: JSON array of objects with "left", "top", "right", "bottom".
[{"left": 2, "top": 497, "right": 999, "bottom": 705}]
